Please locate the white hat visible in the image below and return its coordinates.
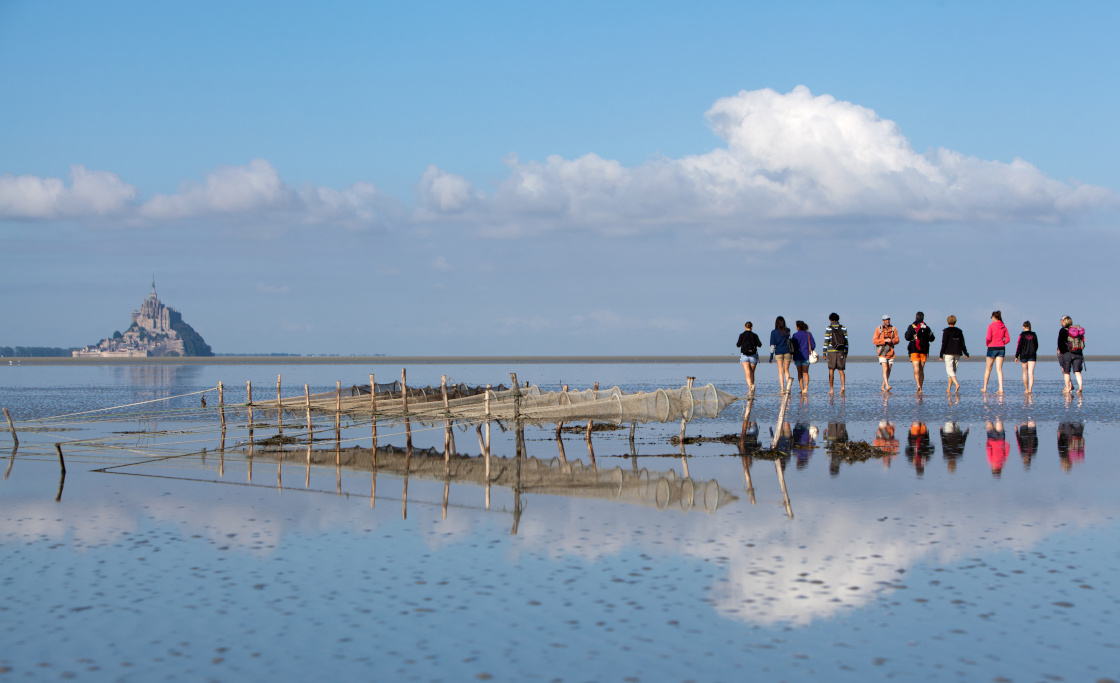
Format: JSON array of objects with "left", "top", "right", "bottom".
[{"left": 882, "top": 314, "right": 891, "bottom": 320}]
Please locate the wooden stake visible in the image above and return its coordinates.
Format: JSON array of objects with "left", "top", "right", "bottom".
[
  {"left": 370, "top": 374, "right": 377, "bottom": 450},
  {"left": 304, "top": 384, "right": 313, "bottom": 442},
  {"left": 277, "top": 374, "right": 283, "bottom": 437},
  {"left": 3, "top": 408, "right": 16, "bottom": 446},
  {"left": 401, "top": 368, "right": 409, "bottom": 413},
  {"left": 335, "top": 380, "right": 341, "bottom": 446},
  {"left": 247, "top": 380, "right": 254, "bottom": 444},
  {"left": 218, "top": 381, "right": 224, "bottom": 407}
]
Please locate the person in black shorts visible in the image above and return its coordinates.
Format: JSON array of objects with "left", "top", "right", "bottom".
[
  {"left": 822, "top": 313, "right": 848, "bottom": 395},
  {"left": 1015, "top": 321, "right": 1039, "bottom": 393}
]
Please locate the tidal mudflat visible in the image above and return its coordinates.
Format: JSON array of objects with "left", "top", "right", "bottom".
[{"left": 1, "top": 361, "right": 1119, "bottom": 681}]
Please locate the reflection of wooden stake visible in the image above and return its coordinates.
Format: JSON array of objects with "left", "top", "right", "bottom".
[
  {"left": 775, "top": 458, "right": 793, "bottom": 519},
  {"left": 335, "top": 441, "right": 341, "bottom": 495},
  {"left": 54, "top": 445, "right": 65, "bottom": 502},
  {"left": 679, "top": 446, "right": 690, "bottom": 479},
  {"left": 370, "top": 470, "right": 376, "bottom": 509},
  {"left": 402, "top": 474, "right": 409, "bottom": 520},
  {"left": 557, "top": 433, "right": 567, "bottom": 464},
  {"left": 304, "top": 444, "right": 311, "bottom": 487},
  {"left": 741, "top": 455, "right": 755, "bottom": 504},
  {"left": 442, "top": 479, "right": 449, "bottom": 520},
  {"left": 6, "top": 444, "right": 16, "bottom": 480},
  {"left": 248, "top": 440, "right": 254, "bottom": 482},
  {"left": 586, "top": 436, "right": 597, "bottom": 471},
  {"left": 277, "top": 457, "right": 282, "bottom": 491},
  {"left": 219, "top": 448, "right": 224, "bottom": 479}
]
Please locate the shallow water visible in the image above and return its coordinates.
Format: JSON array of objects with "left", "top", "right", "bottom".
[{"left": 1, "top": 361, "right": 1118, "bottom": 681}]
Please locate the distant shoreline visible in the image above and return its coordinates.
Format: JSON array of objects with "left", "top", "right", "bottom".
[{"left": 5, "top": 355, "right": 1120, "bottom": 366}]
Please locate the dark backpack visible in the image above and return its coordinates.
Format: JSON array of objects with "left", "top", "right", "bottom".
[{"left": 828, "top": 324, "right": 848, "bottom": 352}]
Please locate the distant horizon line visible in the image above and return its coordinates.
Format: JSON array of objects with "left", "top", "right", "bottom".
[{"left": 6, "top": 355, "right": 1120, "bottom": 366}]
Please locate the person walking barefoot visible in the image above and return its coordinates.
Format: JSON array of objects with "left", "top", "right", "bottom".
[
  {"left": 982, "top": 310, "right": 1011, "bottom": 393},
  {"left": 939, "top": 315, "right": 970, "bottom": 395},
  {"left": 1015, "top": 320, "right": 1039, "bottom": 393},
  {"left": 769, "top": 316, "right": 794, "bottom": 394},
  {"left": 873, "top": 315, "right": 899, "bottom": 392},
  {"left": 823, "top": 313, "right": 848, "bottom": 395},
  {"left": 1057, "top": 316, "right": 1085, "bottom": 394},
  {"left": 736, "top": 321, "right": 763, "bottom": 394},
  {"left": 904, "top": 312, "right": 936, "bottom": 394},
  {"left": 791, "top": 320, "right": 816, "bottom": 395}
]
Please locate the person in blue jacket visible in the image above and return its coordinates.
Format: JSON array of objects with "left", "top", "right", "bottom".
[{"left": 769, "top": 316, "right": 794, "bottom": 394}]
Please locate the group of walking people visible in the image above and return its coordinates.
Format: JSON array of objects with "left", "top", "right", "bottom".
[{"left": 736, "top": 312, "right": 1087, "bottom": 395}]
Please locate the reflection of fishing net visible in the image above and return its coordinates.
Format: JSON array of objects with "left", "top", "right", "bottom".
[
  {"left": 278, "top": 383, "right": 740, "bottom": 425},
  {"left": 255, "top": 445, "right": 736, "bottom": 514}
]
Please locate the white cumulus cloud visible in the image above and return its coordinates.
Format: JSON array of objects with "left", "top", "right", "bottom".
[
  {"left": 0, "top": 165, "right": 137, "bottom": 219},
  {"left": 415, "top": 85, "right": 1115, "bottom": 233}
]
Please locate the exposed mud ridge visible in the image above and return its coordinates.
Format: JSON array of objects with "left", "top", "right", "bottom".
[
  {"left": 254, "top": 434, "right": 304, "bottom": 446},
  {"left": 559, "top": 422, "right": 625, "bottom": 433},
  {"left": 824, "top": 440, "right": 892, "bottom": 462},
  {"left": 669, "top": 433, "right": 742, "bottom": 446}
]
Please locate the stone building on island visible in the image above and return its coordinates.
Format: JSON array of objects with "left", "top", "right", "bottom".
[{"left": 73, "top": 280, "right": 213, "bottom": 357}]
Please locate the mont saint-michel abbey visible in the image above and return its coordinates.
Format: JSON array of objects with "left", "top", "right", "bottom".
[{"left": 73, "top": 280, "right": 213, "bottom": 357}]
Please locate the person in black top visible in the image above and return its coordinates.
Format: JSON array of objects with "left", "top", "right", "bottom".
[
  {"left": 904, "top": 312, "right": 936, "bottom": 394},
  {"left": 938, "top": 315, "right": 970, "bottom": 395},
  {"left": 940, "top": 422, "right": 969, "bottom": 474},
  {"left": 736, "top": 321, "right": 763, "bottom": 394},
  {"left": 1057, "top": 316, "right": 1084, "bottom": 394},
  {"left": 1015, "top": 321, "right": 1040, "bottom": 393}
]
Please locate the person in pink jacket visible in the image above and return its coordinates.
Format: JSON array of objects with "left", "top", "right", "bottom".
[{"left": 982, "top": 310, "right": 1011, "bottom": 393}]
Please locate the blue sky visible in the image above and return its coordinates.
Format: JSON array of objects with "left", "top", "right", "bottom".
[{"left": 2, "top": 0, "right": 1117, "bottom": 355}]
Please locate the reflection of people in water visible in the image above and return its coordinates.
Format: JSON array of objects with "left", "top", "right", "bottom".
[
  {"left": 825, "top": 422, "right": 849, "bottom": 477},
  {"left": 872, "top": 421, "right": 899, "bottom": 467},
  {"left": 1015, "top": 421, "right": 1038, "bottom": 470},
  {"left": 940, "top": 422, "right": 969, "bottom": 474},
  {"left": 1057, "top": 421, "right": 1085, "bottom": 472},
  {"left": 986, "top": 420, "right": 1009, "bottom": 477},
  {"left": 905, "top": 422, "right": 934, "bottom": 476},
  {"left": 790, "top": 422, "right": 817, "bottom": 470}
]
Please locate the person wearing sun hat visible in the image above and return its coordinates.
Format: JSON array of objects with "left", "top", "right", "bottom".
[{"left": 873, "top": 315, "right": 900, "bottom": 392}]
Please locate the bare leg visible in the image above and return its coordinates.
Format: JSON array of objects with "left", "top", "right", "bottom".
[
  {"left": 994, "top": 356, "right": 1004, "bottom": 393},
  {"left": 1020, "top": 360, "right": 1028, "bottom": 391},
  {"left": 747, "top": 363, "right": 757, "bottom": 392},
  {"left": 741, "top": 362, "right": 752, "bottom": 392},
  {"left": 1026, "top": 361, "right": 1035, "bottom": 393},
  {"left": 828, "top": 367, "right": 835, "bottom": 394},
  {"left": 912, "top": 359, "right": 922, "bottom": 393},
  {"left": 778, "top": 358, "right": 791, "bottom": 393},
  {"left": 839, "top": 369, "right": 845, "bottom": 393},
  {"left": 882, "top": 361, "right": 893, "bottom": 391},
  {"left": 918, "top": 362, "right": 925, "bottom": 392},
  {"left": 1062, "top": 371, "right": 1072, "bottom": 394},
  {"left": 1074, "top": 370, "right": 1083, "bottom": 393},
  {"left": 982, "top": 357, "right": 994, "bottom": 392}
]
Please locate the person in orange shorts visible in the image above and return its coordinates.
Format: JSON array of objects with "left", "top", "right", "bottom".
[{"left": 904, "top": 312, "right": 936, "bottom": 394}]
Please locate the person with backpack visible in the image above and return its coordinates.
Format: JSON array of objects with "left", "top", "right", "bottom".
[
  {"left": 791, "top": 320, "right": 816, "bottom": 395},
  {"left": 1015, "top": 320, "right": 1040, "bottom": 393},
  {"left": 735, "top": 321, "right": 763, "bottom": 394},
  {"left": 873, "top": 315, "right": 900, "bottom": 392},
  {"left": 938, "top": 314, "right": 970, "bottom": 395},
  {"left": 822, "top": 313, "right": 848, "bottom": 395},
  {"left": 769, "top": 316, "right": 794, "bottom": 394},
  {"left": 1057, "top": 316, "right": 1085, "bottom": 394},
  {"left": 904, "top": 312, "right": 936, "bottom": 394},
  {"left": 982, "top": 310, "right": 1011, "bottom": 393}
]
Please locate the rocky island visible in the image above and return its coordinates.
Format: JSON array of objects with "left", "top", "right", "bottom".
[{"left": 73, "top": 280, "right": 213, "bottom": 357}]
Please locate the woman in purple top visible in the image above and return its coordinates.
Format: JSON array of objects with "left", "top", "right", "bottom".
[{"left": 791, "top": 320, "right": 816, "bottom": 395}]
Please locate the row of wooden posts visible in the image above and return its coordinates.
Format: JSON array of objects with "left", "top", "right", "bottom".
[{"left": 3, "top": 371, "right": 793, "bottom": 518}]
